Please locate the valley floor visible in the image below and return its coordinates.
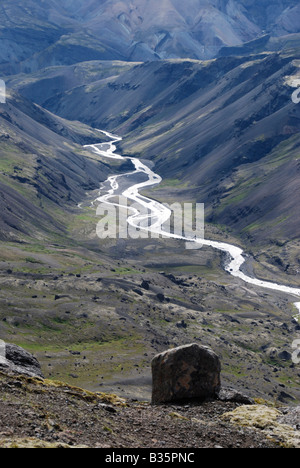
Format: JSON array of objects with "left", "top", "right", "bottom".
[{"left": 0, "top": 224, "right": 299, "bottom": 404}]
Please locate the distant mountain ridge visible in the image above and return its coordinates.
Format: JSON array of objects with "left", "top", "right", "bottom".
[{"left": 0, "top": 0, "right": 300, "bottom": 73}]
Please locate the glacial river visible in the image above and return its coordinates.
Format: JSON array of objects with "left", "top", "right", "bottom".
[{"left": 84, "top": 131, "right": 300, "bottom": 321}]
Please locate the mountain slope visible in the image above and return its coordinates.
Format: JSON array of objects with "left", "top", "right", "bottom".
[
  {"left": 0, "top": 0, "right": 127, "bottom": 75},
  {"left": 6, "top": 60, "right": 139, "bottom": 107},
  {"left": 1, "top": 0, "right": 300, "bottom": 74},
  {"left": 0, "top": 90, "right": 110, "bottom": 240},
  {"left": 20, "top": 51, "right": 300, "bottom": 250}
]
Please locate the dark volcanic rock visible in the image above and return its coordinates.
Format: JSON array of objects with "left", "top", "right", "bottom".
[
  {"left": 156, "top": 293, "right": 165, "bottom": 302},
  {"left": 0, "top": 342, "right": 44, "bottom": 379},
  {"left": 141, "top": 280, "right": 150, "bottom": 290},
  {"left": 278, "top": 350, "right": 292, "bottom": 361},
  {"left": 176, "top": 319, "right": 187, "bottom": 329},
  {"left": 151, "top": 343, "right": 221, "bottom": 404}
]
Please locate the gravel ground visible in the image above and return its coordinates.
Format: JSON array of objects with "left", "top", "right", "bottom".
[{"left": 0, "top": 371, "right": 280, "bottom": 448}]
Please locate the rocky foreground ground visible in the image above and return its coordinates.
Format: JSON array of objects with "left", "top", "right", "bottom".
[
  {"left": 0, "top": 346, "right": 299, "bottom": 449},
  {"left": 0, "top": 371, "right": 284, "bottom": 448}
]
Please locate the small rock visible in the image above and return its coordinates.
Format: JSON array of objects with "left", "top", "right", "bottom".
[
  {"left": 278, "top": 391, "right": 296, "bottom": 403},
  {"left": 98, "top": 403, "right": 117, "bottom": 414},
  {"left": 141, "top": 280, "right": 150, "bottom": 290},
  {"left": 156, "top": 293, "right": 165, "bottom": 302},
  {"left": 278, "top": 350, "right": 292, "bottom": 361},
  {"left": 133, "top": 288, "right": 143, "bottom": 296},
  {"left": 176, "top": 320, "right": 187, "bottom": 329},
  {"left": 265, "top": 347, "right": 278, "bottom": 360},
  {"left": 218, "top": 388, "right": 254, "bottom": 405}
]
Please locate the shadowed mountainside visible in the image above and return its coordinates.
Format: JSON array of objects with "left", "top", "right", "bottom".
[
  {"left": 14, "top": 51, "right": 300, "bottom": 249},
  {"left": 0, "top": 0, "right": 300, "bottom": 74},
  {"left": 0, "top": 90, "right": 111, "bottom": 240}
]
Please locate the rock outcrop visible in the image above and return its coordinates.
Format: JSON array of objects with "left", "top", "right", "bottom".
[
  {"left": 218, "top": 387, "right": 254, "bottom": 405},
  {"left": 151, "top": 343, "right": 221, "bottom": 404},
  {"left": 222, "top": 405, "right": 300, "bottom": 448},
  {"left": 0, "top": 342, "right": 43, "bottom": 379}
]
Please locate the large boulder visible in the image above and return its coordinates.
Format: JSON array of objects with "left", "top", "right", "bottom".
[
  {"left": 0, "top": 341, "right": 44, "bottom": 379},
  {"left": 151, "top": 343, "right": 221, "bottom": 404}
]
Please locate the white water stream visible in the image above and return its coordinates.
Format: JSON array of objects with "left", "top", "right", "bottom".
[{"left": 84, "top": 131, "right": 300, "bottom": 320}]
